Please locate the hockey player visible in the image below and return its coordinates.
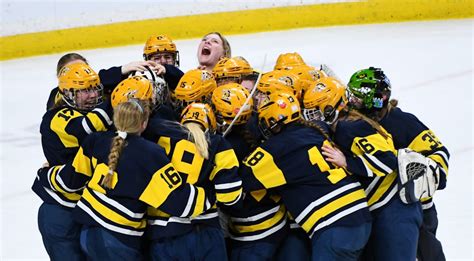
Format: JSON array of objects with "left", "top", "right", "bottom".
[
  {"left": 241, "top": 92, "right": 372, "bottom": 261},
  {"left": 170, "top": 69, "right": 217, "bottom": 113},
  {"left": 37, "top": 98, "right": 213, "bottom": 259},
  {"left": 212, "top": 56, "right": 259, "bottom": 91},
  {"left": 310, "top": 68, "right": 423, "bottom": 260},
  {"left": 143, "top": 34, "right": 180, "bottom": 67},
  {"left": 142, "top": 102, "right": 242, "bottom": 260},
  {"left": 211, "top": 83, "right": 290, "bottom": 260},
  {"left": 273, "top": 52, "right": 306, "bottom": 71},
  {"left": 197, "top": 32, "right": 232, "bottom": 72},
  {"left": 33, "top": 63, "right": 113, "bottom": 260},
  {"left": 345, "top": 67, "right": 449, "bottom": 261}
]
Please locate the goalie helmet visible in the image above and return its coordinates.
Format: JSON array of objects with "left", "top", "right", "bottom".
[
  {"left": 143, "top": 34, "right": 180, "bottom": 67},
  {"left": 211, "top": 83, "right": 253, "bottom": 133},
  {"left": 111, "top": 76, "right": 154, "bottom": 108},
  {"left": 58, "top": 63, "right": 103, "bottom": 111},
  {"left": 257, "top": 92, "right": 300, "bottom": 139},
  {"left": 172, "top": 69, "right": 217, "bottom": 112},
  {"left": 180, "top": 102, "right": 217, "bottom": 132},
  {"left": 129, "top": 67, "right": 168, "bottom": 108},
  {"left": 347, "top": 67, "right": 391, "bottom": 110},
  {"left": 274, "top": 52, "right": 306, "bottom": 70},
  {"left": 212, "top": 56, "right": 254, "bottom": 85},
  {"left": 302, "top": 77, "right": 347, "bottom": 124}
]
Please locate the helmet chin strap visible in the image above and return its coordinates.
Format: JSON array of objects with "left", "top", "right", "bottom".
[{"left": 222, "top": 54, "right": 267, "bottom": 137}]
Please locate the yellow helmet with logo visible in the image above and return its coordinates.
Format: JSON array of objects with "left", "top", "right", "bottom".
[
  {"left": 143, "top": 34, "right": 179, "bottom": 66},
  {"left": 211, "top": 83, "right": 253, "bottom": 132},
  {"left": 173, "top": 69, "right": 217, "bottom": 112},
  {"left": 58, "top": 63, "right": 103, "bottom": 110},
  {"left": 213, "top": 56, "right": 254, "bottom": 84},
  {"left": 180, "top": 102, "right": 217, "bottom": 132},
  {"left": 257, "top": 70, "right": 303, "bottom": 98},
  {"left": 274, "top": 52, "right": 306, "bottom": 71},
  {"left": 288, "top": 65, "right": 322, "bottom": 93},
  {"left": 111, "top": 76, "right": 154, "bottom": 108},
  {"left": 258, "top": 92, "right": 300, "bottom": 138},
  {"left": 302, "top": 77, "right": 347, "bottom": 124}
]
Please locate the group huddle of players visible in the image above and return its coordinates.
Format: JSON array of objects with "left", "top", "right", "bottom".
[{"left": 33, "top": 33, "right": 449, "bottom": 261}]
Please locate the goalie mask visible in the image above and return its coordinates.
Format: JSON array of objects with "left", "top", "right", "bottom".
[
  {"left": 58, "top": 63, "right": 103, "bottom": 111},
  {"left": 172, "top": 69, "right": 217, "bottom": 113},
  {"left": 130, "top": 66, "right": 168, "bottom": 109},
  {"left": 211, "top": 83, "right": 253, "bottom": 133},
  {"left": 180, "top": 102, "right": 217, "bottom": 133},
  {"left": 257, "top": 92, "right": 300, "bottom": 139},
  {"left": 143, "top": 34, "right": 180, "bottom": 67},
  {"left": 347, "top": 67, "right": 391, "bottom": 110},
  {"left": 302, "top": 77, "right": 347, "bottom": 124},
  {"left": 111, "top": 76, "right": 154, "bottom": 108}
]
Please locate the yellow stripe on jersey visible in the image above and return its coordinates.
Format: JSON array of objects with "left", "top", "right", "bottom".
[
  {"left": 232, "top": 205, "right": 286, "bottom": 233},
  {"left": 301, "top": 189, "right": 366, "bottom": 233},
  {"left": 428, "top": 154, "right": 448, "bottom": 174},
  {"left": 50, "top": 109, "right": 83, "bottom": 148},
  {"left": 88, "top": 163, "right": 118, "bottom": 194},
  {"left": 140, "top": 163, "right": 182, "bottom": 208},
  {"left": 209, "top": 149, "right": 239, "bottom": 181},
  {"left": 147, "top": 207, "right": 171, "bottom": 218},
  {"left": 408, "top": 130, "right": 443, "bottom": 153},
  {"left": 91, "top": 156, "right": 98, "bottom": 168},
  {"left": 86, "top": 112, "right": 108, "bottom": 132},
  {"left": 72, "top": 147, "right": 93, "bottom": 177},
  {"left": 82, "top": 189, "right": 146, "bottom": 229},
  {"left": 158, "top": 137, "right": 171, "bottom": 155},
  {"left": 367, "top": 172, "right": 397, "bottom": 206},
  {"left": 191, "top": 187, "right": 207, "bottom": 217},
  {"left": 250, "top": 189, "right": 267, "bottom": 202},
  {"left": 351, "top": 132, "right": 395, "bottom": 155},
  {"left": 49, "top": 166, "right": 82, "bottom": 201},
  {"left": 217, "top": 188, "right": 242, "bottom": 205},
  {"left": 244, "top": 147, "right": 286, "bottom": 189},
  {"left": 308, "top": 146, "right": 347, "bottom": 184}
]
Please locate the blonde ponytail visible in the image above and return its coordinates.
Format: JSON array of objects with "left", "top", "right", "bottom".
[
  {"left": 102, "top": 100, "right": 149, "bottom": 189},
  {"left": 184, "top": 122, "right": 210, "bottom": 159}
]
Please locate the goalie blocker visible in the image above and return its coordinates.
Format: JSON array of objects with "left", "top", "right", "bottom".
[{"left": 397, "top": 148, "right": 440, "bottom": 204}]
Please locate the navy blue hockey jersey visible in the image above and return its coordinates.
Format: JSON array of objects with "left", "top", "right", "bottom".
[{"left": 240, "top": 123, "right": 370, "bottom": 239}]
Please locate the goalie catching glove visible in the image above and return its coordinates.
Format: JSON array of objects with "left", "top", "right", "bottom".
[{"left": 397, "top": 148, "right": 440, "bottom": 204}]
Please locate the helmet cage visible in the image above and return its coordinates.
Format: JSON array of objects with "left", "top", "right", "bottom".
[{"left": 61, "top": 84, "right": 103, "bottom": 111}]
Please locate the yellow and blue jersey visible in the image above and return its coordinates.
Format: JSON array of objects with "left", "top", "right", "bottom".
[
  {"left": 222, "top": 125, "right": 289, "bottom": 243},
  {"left": 37, "top": 131, "right": 211, "bottom": 245},
  {"left": 379, "top": 107, "right": 450, "bottom": 209},
  {"left": 240, "top": 124, "right": 371, "bottom": 239},
  {"left": 333, "top": 118, "right": 399, "bottom": 211},
  {"left": 143, "top": 117, "right": 242, "bottom": 239},
  {"left": 32, "top": 103, "right": 113, "bottom": 208}
]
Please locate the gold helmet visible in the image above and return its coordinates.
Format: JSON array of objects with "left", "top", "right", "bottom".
[
  {"left": 143, "top": 34, "right": 179, "bottom": 66},
  {"left": 172, "top": 69, "right": 217, "bottom": 112},
  {"left": 257, "top": 92, "right": 300, "bottom": 138},
  {"left": 111, "top": 76, "right": 154, "bottom": 108},
  {"left": 58, "top": 63, "right": 103, "bottom": 110},
  {"left": 257, "top": 70, "right": 303, "bottom": 99},
  {"left": 302, "top": 77, "right": 347, "bottom": 124},
  {"left": 274, "top": 52, "right": 306, "bottom": 71},
  {"left": 180, "top": 102, "right": 217, "bottom": 132},
  {"left": 211, "top": 83, "right": 253, "bottom": 133},
  {"left": 288, "top": 65, "right": 322, "bottom": 93},
  {"left": 212, "top": 56, "right": 254, "bottom": 85}
]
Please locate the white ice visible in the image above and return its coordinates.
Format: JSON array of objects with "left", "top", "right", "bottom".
[{"left": 1, "top": 19, "right": 472, "bottom": 260}]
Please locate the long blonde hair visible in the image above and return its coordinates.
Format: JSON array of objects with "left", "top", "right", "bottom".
[
  {"left": 183, "top": 122, "right": 210, "bottom": 159},
  {"left": 101, "top": 100, "right": 150, "bottom": 189}
]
